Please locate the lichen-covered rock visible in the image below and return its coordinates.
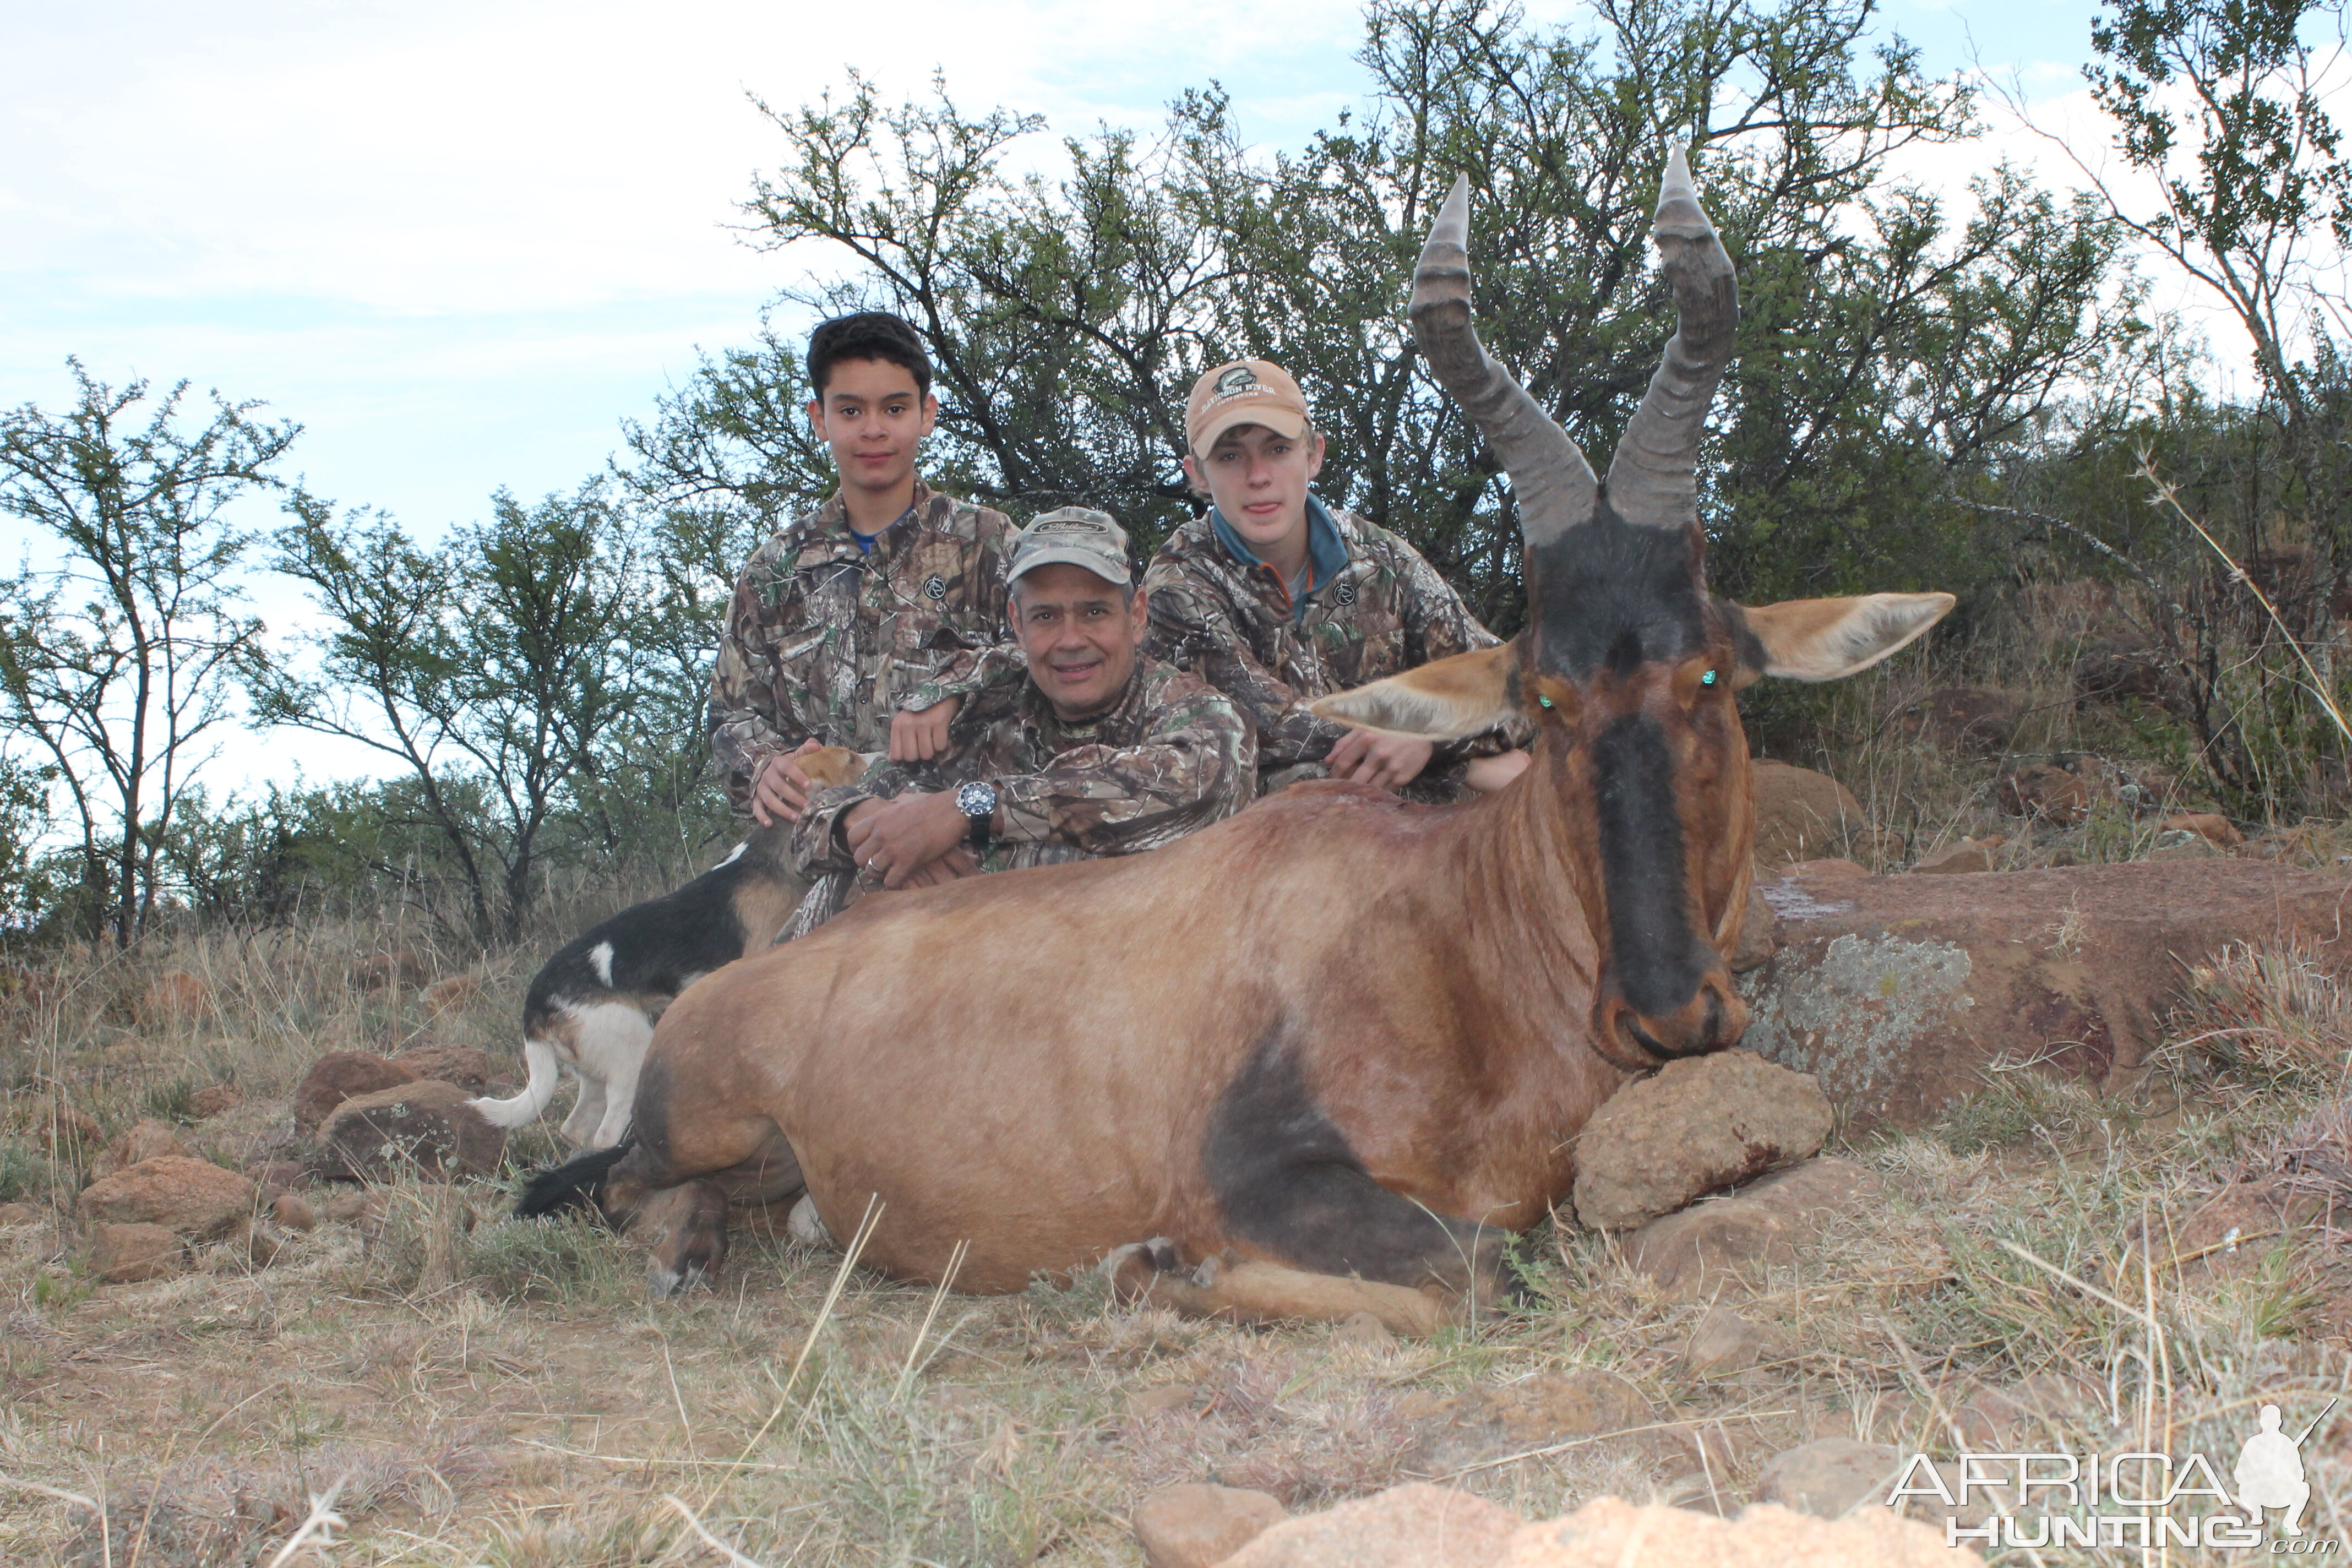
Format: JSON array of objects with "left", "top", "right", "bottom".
[
  {"left": 291, "top": 1050, "right": 417, "bottom": 1136},
  {"left": 1133, "top": 1484, "right": 1286, "bottom": 1568},
  {"left": 77, "top": 1155, "right": 257, "bottom": 1239},
  {"left": 313, "top": 1080, "right": 504, "bottom": 1181},
  {"left": 1572, "top": 1052, "right": 1832, "bottom": 1230}
]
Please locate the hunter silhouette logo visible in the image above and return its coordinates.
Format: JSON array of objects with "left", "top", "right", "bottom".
[{"left": 2235, "top": 1399, "right": 2334, "bottom": 1537}]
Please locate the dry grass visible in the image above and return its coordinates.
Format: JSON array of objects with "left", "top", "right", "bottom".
[{"left": 3, "top": 843, "right": 2352, "bottom": 1559}]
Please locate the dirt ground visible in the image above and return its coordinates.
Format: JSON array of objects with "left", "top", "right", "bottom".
[{"left": 5, "top": 932, "right": 2352, "bottom": 1566}]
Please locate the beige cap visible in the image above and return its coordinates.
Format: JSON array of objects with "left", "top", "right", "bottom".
[
  {"left": 1185, "top": 358, "right": 1310, "bottom": 455},
  {"left": 1008, "top": 507, "right": 1133, "bottom": 587}
]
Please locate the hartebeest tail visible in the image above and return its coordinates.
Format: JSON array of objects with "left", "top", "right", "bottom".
[{"left": 529, "top": 155, "right": 1953, "bottom": 1323}]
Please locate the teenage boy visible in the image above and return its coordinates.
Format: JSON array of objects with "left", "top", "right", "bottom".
[
  {"left": 1141, "top": 358, "right": 1528, "bottom": 801},
  {"left": 709, "top": 312, "right": 1019, "bottom": 833},
  {"left": 780, "top": 508, "right": 1254, "bottom": 939}
]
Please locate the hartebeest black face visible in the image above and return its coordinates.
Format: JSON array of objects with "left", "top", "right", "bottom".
[{"left": 1316, "top": 159, "right": 1952, "bottom": 1070}]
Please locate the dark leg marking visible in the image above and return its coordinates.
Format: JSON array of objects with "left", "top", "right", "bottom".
[{"left": 1204, "top": 1028, "right": 1502, "bottom": 1293}]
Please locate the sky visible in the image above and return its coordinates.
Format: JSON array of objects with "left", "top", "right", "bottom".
[{"left": 0, "top": 0, "right": 2296, "bottom": 791}]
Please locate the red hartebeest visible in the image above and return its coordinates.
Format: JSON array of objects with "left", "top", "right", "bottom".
[{"left": 520, "top": 153, "right": 1952, "bottom": 1315}]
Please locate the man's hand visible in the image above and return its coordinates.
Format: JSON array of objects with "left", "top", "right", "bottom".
[
  {"left": 1327, "top": 729, "right": 1435, "bottom": 792},
  {"left": 1463, "top": 749, "right": 1533, "bottom": 794},
  {"left": 889, "top": 697, "right": 961, "bottom": 763},
  {"left": 841, "top": 791, "right": 973, "bottom": 889},
  {"left": 899, "top": 847, "right": 982, "bottom": 889},
  {"left": 750, "top": 738, "right": 831, "bottom": 826}
]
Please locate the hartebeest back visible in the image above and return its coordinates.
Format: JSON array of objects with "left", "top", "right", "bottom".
[{"left": 521, "top": 153, "right": 1953, "bottom": 1315}]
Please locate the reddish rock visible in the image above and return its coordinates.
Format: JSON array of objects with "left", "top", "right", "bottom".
[
  {"left": 1572, "top": 1052, "right": 1832, "bottom": 1231},
  {"left": 1679, "top": 1303, "right": 1782, "bottom": 1378},
  {"left": 1494, "top": 1496, "right": 1973, "bottom": 1565},
  {"left": 313, "top": 1080, "right": 504, "bottom": 1181},
  {"left": 291, "top": 1050, "right": 417, "bottom": 1136},
  {"left": 1741, "top": 861, "right": 2352, "bottom": 1126},
  {"left": 88, "top": 1221, "right": 188, "bottom": 1283},
  {"left": 1997, "top": 760, "right": 2111, "bottom": 825},
  {"left": 77, "top": 1155, "right": 257, "bottom": 1239},
  {"left": 140, "top": 970, "right": 209, "bottom": 1021},
  {"left": 1219, "top": 1483, "right": 1523, "bottom": 1567},
  {"left": 1894, "top": 687, "right": 2019, "bottom": 758},
  {"left": 1628, "top": 1159, "right": 1880, "bottom": 1299},
  {"left": 1730, "top": 881, "right": 1779, "bottom": 973},
  {"left": 88, "top": 1119, "right": 190, "bottom": 1182},
  {"left": 23, "top": 1095, "right": 101, "bottom": 1152},
  {"left": 1751, "top": 761, "right": 1870, "bottom": 868},
  {"left": 270, "top": 1193, "right": 319, "bottom": 1233},
  {"left": 1910, "top": 836, "right": 2002, "bottom": 875},
  {"left": 0, "top": 1201, "right": 49, "bottom": 1228},
  {"left": 1133, "top": 1484, "right": 1287, "bottom": 1568},
  {"left": 187, "top": 1084, "right": 242, "bottom": 1119},
  {"left": 246, "top": 1158, "right": 308, "bottom": 1199},
  {"left": 388, "top": 1043, "right": 491, "bottom": 1091},
  {"left": 421, "top": 975, "right": 484, "bottom": 1015}
]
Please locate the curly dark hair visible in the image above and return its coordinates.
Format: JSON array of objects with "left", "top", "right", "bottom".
[{"left": 806, "top": 312, "right": 934, "bottom": 401}]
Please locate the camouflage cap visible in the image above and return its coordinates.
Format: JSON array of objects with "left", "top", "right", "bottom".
[
  {"left": 1186, "top": 358, "right": 1311, "bottom": 455},
  {"left": 1008, "top": 507, "right": 1133, "bottom": 587}
]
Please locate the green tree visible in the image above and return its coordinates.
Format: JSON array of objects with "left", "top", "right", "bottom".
[{"left": 0, "top": 361, "right": 298, "bottom": 943}]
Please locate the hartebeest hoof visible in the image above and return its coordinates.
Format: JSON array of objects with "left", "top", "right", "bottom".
[
  {"left": 1102, "top": 1240, "right": 1450, "bottom": 1337},
  {"left": 636, "top": 1179, "right": 729, "bottom": 1299}
]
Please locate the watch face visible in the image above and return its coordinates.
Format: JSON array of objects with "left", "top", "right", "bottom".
[{"left": 957, "top": 782, "right": 997, "bottom": 817}]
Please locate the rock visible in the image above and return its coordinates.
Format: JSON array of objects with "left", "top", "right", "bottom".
[
  {"left": 1219, "top": 1483, "right": 1525, "bottom": 1568},
  {"left": 1951, "top": 1373, "right": 2097, "bottom": 1449},
  {"left": 77, "top": 1156, "right": 257, "bottom": 1239},
  {"left": 388, "top": 1043, "right": 491, "bottom": 1091},
  {"left": 291, "top": 1050, "right": 418, "bottom": 1136},
  {"left": 1572, "top": 1052, "right": 1832, "bottom": 1230},
  {"left": 1754, "top": 1438, "right": 1905, "bottom": 1517},
  {"left": 246, "top": 1158, "right": 308, "bottom": 1199},
  {"left": 355, "top": 950, "right": 429, "bottom": 992},
  {"left": 1133, "top": 1483, "right": 1287, "bottom": 1568},
  {"left": 2163, "top": 812, "right": 2242, "bottom": 848},
  {"left": 1894, "top": 688, "right": 2018, "bottom": 758},
  {"left": 187, "top": 1084, "right": 242, "bottom": 1119},
  {"left": 1628, "top": 1158, "right": 1881, "bottom": 1298},
  {"left": 87, "top": 1221, "right": 188, "bottom": 1283},
  {"left": 313, "top": 1080, "right": 505, "bottom": 1181},
  {"left": 1730, "top": 881, "right": 1779, "bottom": 973},
  {"left": 321, "top": 1190, "right": 380, "bottom": 1224},
  {"left": 1785, "top": 857, "right": 1869, "bottom": 881},
  {"left": 0, "top": 1201, "right": 49, "bottom": 1228},
  {"left": 1401, "top": 1369, "right": 1651, "bottom": 1473},
  {"left": 1740, "top": 860, "right": 2352, "bottom": 1126},
  {"left": 270, "top": 1193, "right": 319, "bottom": 1233},
  {"left": 1910, "top": 836, "right": 2002, "bottom": 875},
  {"left": 1332, "top": 1310, "right": 1395, "bottom": 1349},
  {"left": 1493, "top": 1496, "right": 1977, "bottom": 1565},
  {"left": 88, "top": 1119, "right": 192, "bottom": 1182},
  {"left": 2073, "top": 638, "right": 2174, "bottom": 711},
  {"left": 422, "top": 975, "right": 484, "bottom": 1015},
  {"left": 1751, "top": 761, "right": 1870, "bottom": 868},
  {"left": 140, "top": 970, "right": 209, "bottom": 1021},
  {"left": 1679, "top": 1303, "right": 1781, "bottom": 1378}
]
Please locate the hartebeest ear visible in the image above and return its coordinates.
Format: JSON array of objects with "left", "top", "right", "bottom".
[
  {"left": 1733, "top": 592, "right": 1956, "bottom": 684},
  {"left": 1310, "top": 641, "right": 1518, "bottom": 738}
]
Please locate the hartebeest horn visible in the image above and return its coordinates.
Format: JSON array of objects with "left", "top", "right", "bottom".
[
  {"left": 1410, "top": 174, "right": 1598, "bottom": 546},
  {"left": 1604, "top": 147, "right": 1740, "bottom": 531}
]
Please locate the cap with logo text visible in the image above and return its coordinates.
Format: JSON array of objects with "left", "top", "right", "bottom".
[
  {"left": 1185, "top": 359, "right": 1311, "bottom": 456},
  {"left": 1007, "top": 507, "right": 1133, "bottom": 588}
]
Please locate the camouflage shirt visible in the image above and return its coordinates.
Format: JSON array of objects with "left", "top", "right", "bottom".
[
  {"left": 780, "top": 654, "right": 1255, "bottom": 938},
  {"left": 1140, "top": 498, "right": 1521, "bottom": 799},
  {"left": 708, "top": 482, "right": 1019, "bottom": 815}
]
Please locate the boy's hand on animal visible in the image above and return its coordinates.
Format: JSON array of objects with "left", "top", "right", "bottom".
[
  {"left": 889, "top": 697, "right": 961, "bottom": 762},
  {"left": 843, "top": 791, "right": 971, "bottom": 889},
  {"left": 1327, "top": 730, "right": 1435, "bottom": 792},
  {"left": 750, "top": 738, "right": 831, "bottom": 825}
]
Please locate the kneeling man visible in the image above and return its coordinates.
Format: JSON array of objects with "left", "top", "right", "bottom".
[{"left": 780, "top": 507, "right": 1255, "bottom": 938}]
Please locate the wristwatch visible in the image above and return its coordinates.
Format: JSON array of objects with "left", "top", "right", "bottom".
[{"left": 955, "top": 781, "right": 998, "bottom": 850}]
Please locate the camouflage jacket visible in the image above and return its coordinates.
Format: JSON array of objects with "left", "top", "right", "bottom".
[
  {"left": 780, "top": 654, "right": 1255, "bottom": 938},
  {"left": 1140, "top": 498, "right": 1521, "bottom": 800},
  {"left": 708, "top": 482, "right": 1019, "bottom": 815}
]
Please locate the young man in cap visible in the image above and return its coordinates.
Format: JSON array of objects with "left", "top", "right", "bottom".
[
  {"left": 780, "top": 507, "right": 1255, "bottom": 938},
  {"left": 709, "top": 312, "right": 1019, "bottom": 839},
  {"left": 1142, "top": 357, "right": 1528, "bottom": 801}
]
